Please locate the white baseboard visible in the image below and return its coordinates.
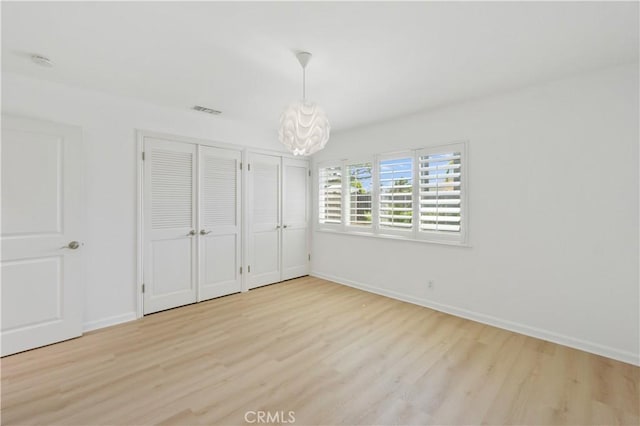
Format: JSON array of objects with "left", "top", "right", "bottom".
[
  {"left": 83, "top": 312, "right": 137, "bottom": 333},
  {"left": 311, "top": 271, "right": 640, "bottom": 367}
]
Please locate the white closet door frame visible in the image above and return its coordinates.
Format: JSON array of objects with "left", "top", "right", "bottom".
[
  {"left": 136, "top": 131, "right": 311, "bottom": 317},
  {"left": 136, "top": 130, "right": 249, "bottom": 317},
  {"left": 245, "top": 152, "right": 310, "bottom": 288},
  {"left": 239, "top": 147, "right": 304, "bottom": 292}
]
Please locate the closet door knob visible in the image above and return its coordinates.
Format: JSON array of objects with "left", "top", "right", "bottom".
[
  {"left": 187, "top": 230, "right": 196, "bottom": 236},
  {"left": 283, "top": 225, "right": 288, "bottom": 229},
  {"left": 276, "top": 225, "right": 281, "bottom": 229},
  {"left": 64, "top": 241, "right": 80, "bottom": 250},
  {"left": 200, "top": 229, "right": 212, "bottom": 235}
]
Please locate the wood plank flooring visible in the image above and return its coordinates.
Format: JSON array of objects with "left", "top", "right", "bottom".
[{"left": 1, "top": 276, "right": 638, "bottom": 425}]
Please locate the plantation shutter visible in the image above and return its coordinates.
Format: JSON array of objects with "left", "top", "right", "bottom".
[
  {"left": 318, "top": 165, "right": 342, "bottom": 224},
  {"left": 418, "top": 146, "right": 463, "bottom": 233},
  {"left": 378, "top": 156, "right": 413, "bottom": 230},
  {"left": 347, "top": 162, "right": 372, "bottom": 227}
]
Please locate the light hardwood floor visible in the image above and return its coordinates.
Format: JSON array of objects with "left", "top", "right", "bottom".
[{"left": 1, "top": 276, "right": 638, "bottom": 425}]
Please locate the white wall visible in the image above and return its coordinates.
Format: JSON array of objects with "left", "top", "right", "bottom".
[
  {"left": 2, "top": 72, "right": 284, "bottom": 330},
  {"left": 311, "top": 63, "right": 640, "bottom": 365}
]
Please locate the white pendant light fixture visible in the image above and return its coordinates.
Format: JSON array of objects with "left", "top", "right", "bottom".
[{"left": 278, "top": 51, "right": 330, "bottom": 156}]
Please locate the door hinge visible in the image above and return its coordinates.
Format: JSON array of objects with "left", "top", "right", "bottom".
[
  {"left": 240, "top": 266, "right": 243, "bottom": 274},
  {"left": 248, "top": 265, "right": 251, "bottom": 273},
  {"left": 308, "top": 254, "right": 311, "bottom": 261},
  {"left": 142, "top": 152, "right": 145, "bottom": 161},
  {"left": 240, "top": 162, "right": 242, "bottom": 170},
  {"left": 308, "top": 170, "right": 311, "bottom": 177},
  {"left": 142, "top": 283, "right": 145, "bottom": 293},
  {"left": 248, "top": 163, "right": 251, "bottom": 171}
]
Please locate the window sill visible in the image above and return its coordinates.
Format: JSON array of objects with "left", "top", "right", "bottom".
[{"left": 314, "top": 228, "right": 472, "bottom": 248}]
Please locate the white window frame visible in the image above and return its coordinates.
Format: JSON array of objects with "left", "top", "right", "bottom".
[
  {"left": 415, "top": 141, "right": 468, "bottom": 244},
  {"left": 317, "top": 161, "right": 344, "bottom": 230},
  {"left": 344, "top": 158, "right": 374, "bottom": 232},
  {"left": 376, "top": 151, "right": 415, "bottom": 237},
  {"left": 314, "top": 140, "right": 469, "bottom": 247}
]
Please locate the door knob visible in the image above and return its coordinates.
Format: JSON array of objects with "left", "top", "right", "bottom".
[
  {"left": 65, "top": 241, "right": 80, "bottom": 250},
  {"left": 200, "top": 229, "right": 212, "bottom": 235},
  {"left": 283, "top": 225, "right": 288, "bottom": 229},
  {"left": 276, "top": 225, "right": 281, "bottom": 229},
  {"left": 187, "top": 230, "right": 196, "bottom": 236}
]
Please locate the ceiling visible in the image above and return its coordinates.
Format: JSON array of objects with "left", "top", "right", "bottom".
[{"left": 2, "top": 2, "right": 638, "bottom": 133}]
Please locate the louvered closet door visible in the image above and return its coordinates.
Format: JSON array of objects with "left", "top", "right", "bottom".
[
  {"left": 281, "top": 158, "right": 309, "bottom": 281},
  {"left": 198, "top": 146, "right": 242, "bottom": 301},
  {"left": 144, "top": 138, "right": 197, "bottom": 314},
  {"left": 247, "top": 153, "right": 281, "bottom": 289}
]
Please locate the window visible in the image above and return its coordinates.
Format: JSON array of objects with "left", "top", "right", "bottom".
[
  {"left": 418, "top": 149, "right": 462, "bottom": 233},
  {"left": 316, "top": 141, "right": 467, "bottom": 245},
  {"left": 318, "top": 165, "right": 342, "bottom": 224},
  {"left": 347, "top": 162, "right": 373, "bottom": 227},
  {"left": 379, "top": 156, "right": 413, "bottom": 231}
]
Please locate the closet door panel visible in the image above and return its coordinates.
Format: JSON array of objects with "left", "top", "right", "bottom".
[
  {"left": 253, "top": 233, "right": 279, "bottom": 275},
  {"left": 282, "top": 228, "right": 307, "bottom": 276},
  {"left": 144, "top": 138, "right": 197, "bottom": 314},
  {"left": 282, "top": 158, "right": 309, "bottom": 280},
  {"left": 198, "top": 146, "right": 242, "bottom": 301},
  {"left": 203, "top": 234, "right": 237, "bottom": 282},
  {"left": 247, "top": 153, "right": 281, "bottom": 288},
  {"left": 152, "top": 239, "right": 193, "bottom": 295}
]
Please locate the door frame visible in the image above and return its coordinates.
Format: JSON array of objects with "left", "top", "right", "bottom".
[
  {"left": 244, "top": 153, "right": 312, "bottom": 289},
  {"left": 1, "top": 114, "right": 86, "bottom": 354},
  {"left": 135, "top": 130, "right": 307, "bottom": 319}
]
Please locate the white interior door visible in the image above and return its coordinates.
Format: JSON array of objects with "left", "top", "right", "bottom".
[
  {"left": 1, "top": 116, "right": 83, "bottom": 357},
  {"left": 143, "top": 137, "right": 197, "bottom": 314},
  {"left": 281, "top": 158, "right": 310, "bottom": 281},
  {"left": 198, "top": 146, "right": 242, "bottom": 301},
  {"left": 247, "top": 153, "right": 281, "bottom": 289}
]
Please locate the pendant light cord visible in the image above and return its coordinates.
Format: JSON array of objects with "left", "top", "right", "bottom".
[{"left": 302, "top": 66, "right": 306, "bottom": 102}]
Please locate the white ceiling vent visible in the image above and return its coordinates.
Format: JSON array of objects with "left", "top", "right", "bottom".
[{"left": 192, "top": 105, "right": 222, "bottom": 115}]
